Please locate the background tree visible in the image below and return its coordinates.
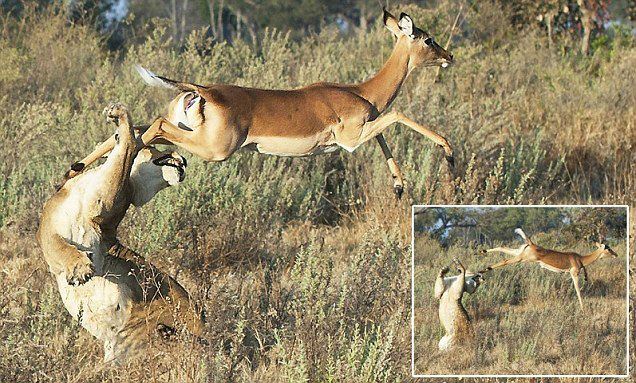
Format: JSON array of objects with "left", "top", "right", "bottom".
[{"left": 415, "top": 207, "right": 625, "bottom": 248}]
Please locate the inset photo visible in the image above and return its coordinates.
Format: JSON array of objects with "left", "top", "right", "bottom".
[{"left": 411, "top": 205, "right": 629, "bottom": 377}]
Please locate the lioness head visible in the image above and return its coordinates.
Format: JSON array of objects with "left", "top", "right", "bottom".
[{"left": 129, "top": 147, "right": 187, "bottom": 206}]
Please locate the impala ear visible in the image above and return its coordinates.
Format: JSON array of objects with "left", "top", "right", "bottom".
[
  {"left": 398, "top": 13, "right": 415, "bottom": 37},
  {"left": 383, "top": 8, "right": 401, "bottom": 37}
]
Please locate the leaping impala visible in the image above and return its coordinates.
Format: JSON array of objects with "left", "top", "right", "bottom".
[
  {"left": 479, "top": 228, "right": 618, "bottom": 309},
  {"left": 65, "top": 9, "right": 454, "bottom": 199}
]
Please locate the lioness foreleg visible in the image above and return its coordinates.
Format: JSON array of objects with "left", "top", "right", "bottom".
[{"left": 45, "top": 234, "right": 95, "bottom": 285}]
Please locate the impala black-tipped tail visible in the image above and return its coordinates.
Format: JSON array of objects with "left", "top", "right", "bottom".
[
  {"left": 515, "top": 228, "right": 533, "bottom": 245},
  {"left": 135, "top": 65, "right": 202, "bottom": 92}
]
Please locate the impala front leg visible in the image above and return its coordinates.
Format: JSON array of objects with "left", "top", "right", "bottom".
[
  {"left": 570, "top": 269, "right": 585, "bottom": 310},
  {"left": 375, "top": 134, "right": 405, "bottom": 199},
  {"left": 360, "top": 110, "right": 454, "bottom": 167}
]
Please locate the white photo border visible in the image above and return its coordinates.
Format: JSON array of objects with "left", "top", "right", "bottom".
[{"left": 410, "top": 204, "right": 630, "bottom": 379}]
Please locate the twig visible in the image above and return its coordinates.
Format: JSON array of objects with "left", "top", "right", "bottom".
[{"left": 435, "top": 4, "right": 463, "bottom": 80}]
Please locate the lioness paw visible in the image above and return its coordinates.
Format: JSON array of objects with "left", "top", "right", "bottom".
[
  {"left": 157, "top": 323, "right": 177, "bottom": 339},
  {"left": 66, "top": 252, "right": 95, "bottom": 285},
  {"left": 103, "top": 102, "right": 128, "bottom": 124}
]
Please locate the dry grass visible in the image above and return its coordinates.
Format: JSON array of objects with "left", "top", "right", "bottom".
[{"left": 0, "top": 1, "right": 634, "bottom": 381}]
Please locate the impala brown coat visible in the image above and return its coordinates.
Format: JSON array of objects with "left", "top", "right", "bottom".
[
  {"left": 479, "top": 228, "right": 619, "bottom": 309},
  {"left": 66, "top": 9, "right": 454, "bottom": 198}
]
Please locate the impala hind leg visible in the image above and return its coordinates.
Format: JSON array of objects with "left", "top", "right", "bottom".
[
  {"left": 64, "top": 124, "right": 162, "bottom": 179},
  {"left": 375, "top": 134, "right": 405, "bottom": 199},
  {"left": 64, "top": 135, "right": 117, "bottom": 179},
  {"left": 141, "top": 117, "right": 241, "bottom": 161},
  {"left": 478, "top": 253, "right": 525, "bottom": 274},
  {"left": 360, "top": 110, "right": 454, "bottom": 166}
]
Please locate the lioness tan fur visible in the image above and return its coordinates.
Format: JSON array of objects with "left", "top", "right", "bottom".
[
  {"left": 434, "top": 258, "right": 481, "bottom": 352},
  {"left": 36, "top": 103, "right": 203, "bottom": 362}
]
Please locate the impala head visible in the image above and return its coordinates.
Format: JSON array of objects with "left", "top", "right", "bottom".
[
  {"left": 383, "top": 8, "right": 453, "bottom": 69},
  {"left": 129, "top": 147, "right": 187, "bottom": 206},
  {"left": 595, "top": 242, "right": 619, "bottom": 259}
]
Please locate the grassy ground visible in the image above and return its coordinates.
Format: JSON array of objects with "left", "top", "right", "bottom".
[
  {"left": 413, "top": 234, "right": 628, "bottom": 376},
  {"left": 0, "top": 2, "right": 634, "bottom": 382}
]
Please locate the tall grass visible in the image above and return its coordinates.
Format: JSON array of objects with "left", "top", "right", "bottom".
[{"left": 0, "top": 1, "right": 634, "bottom": 381}]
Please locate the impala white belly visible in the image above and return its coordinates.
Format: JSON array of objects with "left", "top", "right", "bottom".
[
  {"left": 539, "top": 262, "right": 567, "bottom": 273},
  {"left": 243, "top": 135, "right": 341, "bottom": 157}
]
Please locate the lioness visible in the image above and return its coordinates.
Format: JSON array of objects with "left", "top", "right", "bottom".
[
  {"left": 434, "top": 258, "right": 482, "bottom": 352},
  {"left": 37, "top": 103, "right": 203, "bottom": 362}
]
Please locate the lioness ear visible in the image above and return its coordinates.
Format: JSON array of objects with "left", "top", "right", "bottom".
[
  {"left": 398, "top": 13, "right": 415, "bottom": 37},
  {"left": 383, "top": 8, "right": 401, "bottom": 37}
]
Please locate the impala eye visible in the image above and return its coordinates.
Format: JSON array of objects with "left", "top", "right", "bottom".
[{"left": 424, "top": 37, "right": 433, "bottom": 46}]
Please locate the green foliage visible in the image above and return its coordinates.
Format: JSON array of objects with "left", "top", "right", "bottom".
[{"left": 415, "top": 207, "right": 627, "bottom": 247}]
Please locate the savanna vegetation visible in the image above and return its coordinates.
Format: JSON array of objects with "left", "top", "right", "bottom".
[
  {"left": 414, "top": 207, "right": 628, "bottom": 375},
  {"left": 0, "top": 0, "right": 634, "bottom": 381}
]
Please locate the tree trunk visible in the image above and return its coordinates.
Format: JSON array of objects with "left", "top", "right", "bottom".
[
  {"left": 359, "top": 3, "right": 367, "bottom": 33},
  {"left": 171, "top": 0, "right": 178, "bottom": 40},
  {"left": 208, "top": 0, "right": 217, "bottom": 39},
  {"left": 217, "top": 0, "right": 224, "bottom": 41},
  {"left": 546, "top": 12, "right": 554, "bottom": 51},
  {"left": 236, "top": 9, "right": 242, "bottom": 40},
  {"left": 180, "top": 0, "right": 189, "bottom": 42},
  {"left": 577, "top": 0, "right": 594, "bottom": 55},
  {"left": 247, "top": 22, "right": 257, "bottom": 45}
]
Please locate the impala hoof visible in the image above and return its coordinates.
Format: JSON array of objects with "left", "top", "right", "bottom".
[
  {"left": 71, "top": 162, "right": 85, "bottom": 172},
  {"left": 445, "top": 155, "right": 455, "bottom": 167},
  {"left": 394, "top": 185, "right": 404, "bottom": 200},
  {"left": 64, "top": 162, "right": 85, "bottom": 179}
]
